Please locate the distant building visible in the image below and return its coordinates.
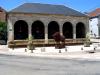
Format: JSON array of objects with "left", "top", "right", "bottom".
[
  {"left": 0, "top": 7, "right": 6, "bottom": 22},
  {"left": 7, "top": 3, "right": 89, "bottom": 47},
  {"left": 88, "top": 8, "right": 100, "bottom": 38}
]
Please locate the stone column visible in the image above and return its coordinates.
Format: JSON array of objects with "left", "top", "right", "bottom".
[
  {"left": 73, "top": 26, "right": 76, "bottom": 39},
  {"left": 28, "top": 25, "right": 32, "bottom": 38},
  {"left": 59, "top": 23, "right": 63, "bottom": 36},
  {"left": 45, "top": 25, "right": 48, "bottom": 44},
  {"left": 7, "top": 19, "right": 14, "bottom": 42},
  {"left": 28, "top": 22, "right": 32, "bottom": 39},
  {"left": 85, "top": 18, "right": 90, "bottom": 33}
]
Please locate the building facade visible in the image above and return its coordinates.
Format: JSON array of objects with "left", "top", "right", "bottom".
[
  {"left": 88, "top": 8, "right": 100, "bottom": 38},
  {"left": 0, "top": 7, "right": 6, "bottom": 22},
  {"left": 7, "top": 3, "right": 89, "bottom": 47}
]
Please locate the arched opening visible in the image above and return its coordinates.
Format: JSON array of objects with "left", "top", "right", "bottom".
[
  {"left": 63, "top": 22, "right": 73, "bottom": 39},
  {"left": 48, "top": 21, "right": 59, "bottom": 39},
  {"left": 14, "top": 20, "right": 28, "bottom": 40},
  {"left": 32, "top": 21, "right": 44, "bottom": 39},
  {"left": 76, "top": 22, "right": 86, "bottom": 38}
]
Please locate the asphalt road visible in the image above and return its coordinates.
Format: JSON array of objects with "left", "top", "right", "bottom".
[{"left": 0, "top": 54, "right": 100, "bottom": 75}]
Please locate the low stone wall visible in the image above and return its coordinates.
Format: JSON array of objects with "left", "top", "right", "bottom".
[{"left": 8, "top": 39, "right": 85, "bottom": 48}]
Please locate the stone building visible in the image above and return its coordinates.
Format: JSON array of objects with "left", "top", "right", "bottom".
[
  {"left": 0, "top": 7, "right": 6, "bottom": 22},
  {"left": 7, "top": 3, "right": 89, "bottom": 47}
]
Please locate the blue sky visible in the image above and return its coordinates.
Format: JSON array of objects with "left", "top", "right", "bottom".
[{"left": 0, "top": 0, "right": 100, "bottom": 13}]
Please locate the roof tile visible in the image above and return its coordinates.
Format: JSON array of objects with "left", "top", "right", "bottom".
[
  {"left": 88, "top": 8, "right": 100, "bottom": 17},
  {"left": 10, "top": 3, "right": 86, "bottom": 17}
]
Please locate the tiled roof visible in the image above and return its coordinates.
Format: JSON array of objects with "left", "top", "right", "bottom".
[
  {"left": 88, "top": 8, "right": 100, "bottom": 17},
  {"left": 10, "top": 3, "right": 86, "bottom": 17}
]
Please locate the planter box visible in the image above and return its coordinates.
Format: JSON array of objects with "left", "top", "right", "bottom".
[{"left": 84, "top": 43, "right": 90, "bottom": 47}]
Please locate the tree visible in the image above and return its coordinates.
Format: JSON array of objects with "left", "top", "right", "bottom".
[
  {"left": 52, "top": 32, "right": 65, "bottom": 49},
  {"left": 0, "top": 21, "right": 7, "bottom": 41}
]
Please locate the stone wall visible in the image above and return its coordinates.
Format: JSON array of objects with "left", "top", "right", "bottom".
[{"left": 8, "top": 13, "right": 88, "bottom": 25}]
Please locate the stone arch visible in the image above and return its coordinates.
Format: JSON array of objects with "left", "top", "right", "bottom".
[
  {"left": 14, "top": 20, "right": 28, "bottom": 40},
  {"left": 32, "top": 20, "right": 44, "bottom": 39},
  {"left": 63, "top": 22, "right": 73, "bottom": 39},
  {"left": 76, "top": 22, "right": 86, "bottom": 38},
  {"left": 48, "top": 21, "right": 60, "bottom": 39}
]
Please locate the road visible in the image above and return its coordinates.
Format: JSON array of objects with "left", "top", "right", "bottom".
[{"left": 0, "top": 54, "right": 100, "bottom": 75}]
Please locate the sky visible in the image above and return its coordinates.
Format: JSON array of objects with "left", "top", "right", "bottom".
[{"left": 0, "top": 0, "right": 100, "bottom": 13}]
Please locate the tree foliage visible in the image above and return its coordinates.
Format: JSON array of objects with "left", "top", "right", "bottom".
[
  {"left": 0, "top": 21, "right": 7, "bottom": 40},
  {"left": 52, "top": 32, "right": 65, "bottom": 49}
]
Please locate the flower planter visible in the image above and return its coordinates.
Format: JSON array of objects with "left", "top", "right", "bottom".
[{"left": 84, "top": 42, "right": 90, "bottom": 47}]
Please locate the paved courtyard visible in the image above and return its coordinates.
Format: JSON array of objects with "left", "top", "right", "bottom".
[{"left": 1, "top": 44, "right": 100, "bottom": 60}]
